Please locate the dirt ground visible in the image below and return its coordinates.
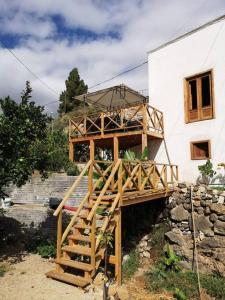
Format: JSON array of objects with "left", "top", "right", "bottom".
[{"left": 0, "top": 254, "right": 98, "bottom": 300}]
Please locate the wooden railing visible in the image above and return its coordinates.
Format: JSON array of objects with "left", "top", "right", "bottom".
[
  {"left": 69, "top": 103, "right": 164, "bottom": 138},
  {"left": 54, "top": 158, "right": 178, "bottom": 261}
]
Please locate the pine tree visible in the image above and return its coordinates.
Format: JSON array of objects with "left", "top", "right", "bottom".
[{"left": 58, "top": 68, "right": 88, "bottom": 115}]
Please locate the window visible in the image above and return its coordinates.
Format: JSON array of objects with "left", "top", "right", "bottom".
[
  {"left": 190, "top": 140, "right": 211, "bottom": 160},
  {"left": 184, "top": 70, "right": 214, "bottom": 123}
]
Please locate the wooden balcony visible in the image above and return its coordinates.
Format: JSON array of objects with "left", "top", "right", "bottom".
[{"left": 69, "top": 103, "right": 164, "bottom": 142}]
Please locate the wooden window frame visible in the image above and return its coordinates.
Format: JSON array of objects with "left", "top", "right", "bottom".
[
  {"left": 184, "top": 69, "right": 215, "bottom": 123},
  {"left": 190, "top": 140, "right": 211, "bottom": 160}
]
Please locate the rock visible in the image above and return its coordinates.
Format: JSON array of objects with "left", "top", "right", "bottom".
[
  {"left": 200, "top": 200, "right": 207, "bottom": 207},
  {"left": 197, "top": 207, "right": 204, "bottom": 215},
  {"left": 199, "top": 231, "right": 205, "bottom": 241},
  {"left": 189, "top": 213, "right": 213, "bottom": 236},
  {"left": 178, "top": 183, "right": 186, "bottom": 189},
  {"left": 171, "top": 204, "right": 189, "bottom": 221},
  {"left": 218, "top": 196, "right": 224, "bottom": 204},
  {"left": 218, "top": 215, "right": 225, "bottom": 221},
  {"left": 122, "top": 254, "right": 130, "bottom": 264},
  {"left": 183, "top": 203, "right": 191, "bottom": 211},
  {"left": 214, "top": 220, "right": 225, "bottom": 236},
  {"left": 194, "top": 200, "right": 201, "bottom": 207},
  {"left": 205, "top": 207, "right": 211, "bottom": 215},
  {"left": 210, "top": 203, "right": 225, "bottom": 215},
  {"left": 199, "top": 186, "right": 206, "bottom": 193},
  {"left": 181, "top": 187, "right": 188, "bottom": 193},
  {"left": 93, "top": 272, "right": 105, "bottom": 286},
  {"left": 165, "top": 230, "right": 184, "bottom": 246},
  {"left": 209, "top": 213, "right": 218, "bottom": 223},
  {"left": 117, "top": 285, "right": 129, "bottom": 300},
  {"left": 142, "top": 234, "right": 149, "bottom": 241},
  {"left": 199, "top": 236, "right": 225, "bottom": 248},
  {"left": 143, "top": 251, "right": 150, "bottom": 258}
]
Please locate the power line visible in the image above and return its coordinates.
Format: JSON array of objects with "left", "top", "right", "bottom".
[
  {"left": 88, "top": 60, "right": 148, "bottom": 90},
  {"left": 42, "top": 62, "right": 148, "bottom": 107},
  {"left": 0, "top": 39, "right": 58, "bottom": 96}
]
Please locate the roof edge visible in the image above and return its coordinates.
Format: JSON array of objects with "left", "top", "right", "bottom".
[{"left": 148, "top": 13, "right": 225, "bottom": 55}]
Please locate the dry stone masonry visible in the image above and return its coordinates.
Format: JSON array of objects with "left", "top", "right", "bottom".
[{"left": 165, "top": 183, "right": 225, "bottom": 276}]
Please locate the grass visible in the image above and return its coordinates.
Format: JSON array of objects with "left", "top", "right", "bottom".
[
  {"left": 122, "top": 249, "right": 140, "bottom": 280},
  {"left": 150, "top": 222, "right": 170, "bottom": 259},
  {"left": 145, "top": 267, "right": 225, "bottom": 300},
  {"left": 0, "top": 262, "right": 10, "bottom": 277}
]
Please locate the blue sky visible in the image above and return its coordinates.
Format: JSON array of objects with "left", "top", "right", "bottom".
[{"left": 0, "top": 0, "right": 225, "bottom": 113}]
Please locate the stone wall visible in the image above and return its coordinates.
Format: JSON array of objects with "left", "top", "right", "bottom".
[
  {"left": 165, "top": 183, "right": 225, "bottom": 276},
  {"left": 7, "top": 173, "right": 88, "bottom": 207}
]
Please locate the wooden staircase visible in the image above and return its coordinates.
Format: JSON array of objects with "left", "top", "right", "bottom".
[
  {"left": 46, "top": 158, "right": 178, "bottom": 287},
  {"left": 46, "top": 160, "right": 122, "bottom": 287}
]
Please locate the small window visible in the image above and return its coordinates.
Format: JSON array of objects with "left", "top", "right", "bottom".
[
  {"left": 184, "top": 70, "right": 214, "bottom": 123},
  {"left": 190, "top": 140, "right": 211, "bottom": 160}
]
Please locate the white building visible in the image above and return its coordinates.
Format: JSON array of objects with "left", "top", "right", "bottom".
[{"left": 148, "top": 14, "right": 225, "bottom": 182}]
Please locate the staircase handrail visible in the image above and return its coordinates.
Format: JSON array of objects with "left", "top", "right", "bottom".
[{"left": 54, "top": 159, "right": 92, "bottom": 217}]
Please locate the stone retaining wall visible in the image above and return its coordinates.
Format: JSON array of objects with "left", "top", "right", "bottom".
[
  {"left": 165, "top": 183, "right": 225, "bottom": 276},
  {"left": 7, "top": 173, "right": 88, "bottom": 207}
]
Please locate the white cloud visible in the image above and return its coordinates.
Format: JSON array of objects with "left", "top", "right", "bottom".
[{"left": 0, "top": 0, "right": 225, "bottom": 113}]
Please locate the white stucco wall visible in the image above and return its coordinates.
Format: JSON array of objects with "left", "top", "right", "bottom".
[{"left": 148, "top": 19, "right": 225, "bottom": 182}]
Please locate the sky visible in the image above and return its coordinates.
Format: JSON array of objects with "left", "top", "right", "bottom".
[{"left": 0, "top": 0, "right": 225, "bottom": 114}]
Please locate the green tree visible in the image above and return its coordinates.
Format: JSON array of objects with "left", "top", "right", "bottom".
[
  {"left": 32, "top": 128, "right": 70, "bottom": 172},
  {"left": 0, "top": 81, "right": 49, "bottom": 198},
  {"left": 58, "top": 68, "right": 88, "bottom": 115}
]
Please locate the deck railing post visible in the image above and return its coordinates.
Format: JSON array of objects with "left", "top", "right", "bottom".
[
  {"left": 101, "top": 112, "right": 104, "bottom": 136},
  {"left": 142, "top": 104, "right": 148, "bottom": 133}
]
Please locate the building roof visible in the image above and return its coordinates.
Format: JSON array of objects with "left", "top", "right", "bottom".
[
  {"left": 148, "top": 13, "right": 225, "bottom": 54},
  {"left": 74, "top": 84, "right": 147, "bottom": 110}
]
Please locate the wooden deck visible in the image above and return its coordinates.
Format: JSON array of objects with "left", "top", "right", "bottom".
[{"left": 69, "top": 103, "right": 164, "bottom": 140}]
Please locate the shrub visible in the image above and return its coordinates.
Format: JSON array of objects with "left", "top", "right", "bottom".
[
  {"left": 201, "top": 274, "right": 225, "bottom": 299},
  {"left": 0, "top": 265, "right": 7, "bottom": 277},
  {"left": 66, "top": 164, "right": 80, "bottom": 176},
  {"left": 36, "top": 243, "right": 56, "bottom": 258},
  {"left": 122, "top": 249, "right": 140, "bottom": 280}
]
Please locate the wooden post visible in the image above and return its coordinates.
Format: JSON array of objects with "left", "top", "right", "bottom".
[
  {"left": 115, "top": 209, "right": 122, "bottom": 285},
  {"left": 101, "top": 112, "right": 104, "bottom": 136},
  {"left": 138, "top": 163, "right": 142, "bottom": 191},
  {"left": 91, "top": 213, "right": 96, "bottom": 269},
  {"left": 113, "top": 136, "right": 119, "bottom": 161},
  {"left": 142, "top": 104, "right": 148, "bottom": 133},
  {"left": 69, "top": 142, "right": 74, "bottom": 161},
  {"left": 142, "top": 134, "right": 148, "bottom": 154},
  {"left": 56, "top": 210, "right": 63, "bottom": 272},
  {"left": 90, "top": 139, "right": 95, "bottom": 160}
]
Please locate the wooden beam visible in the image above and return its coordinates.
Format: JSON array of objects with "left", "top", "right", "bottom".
[
  {"left": 69, "top": 142, "right": 74, "bottom": 161},
  {"left": 90, "top": 139, "right": 95, "bottom": 160},
  {"left": 142, "top": 134, "right": 148, "bottom": 154},
  {"left": 70, "top": 129, "right": 163, "bottom": 144},
  {"left": 113, "top": 136, "right": 119, "bottom": 161},
  {"left": 115, "top": 209, "right": 122, "bottom": 285}
]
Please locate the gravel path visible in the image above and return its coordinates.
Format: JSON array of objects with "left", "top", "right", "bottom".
[{"left": 0, "top": 254, "right": 100, "bottom": 300}]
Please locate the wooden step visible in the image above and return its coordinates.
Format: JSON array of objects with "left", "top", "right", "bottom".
[
  {"left": 74, "top": 223, "right": 91, "bottom": 230},
  {"left": 46, "top": 270, "right": 90, "bottom": 287},
  {"left": 62, "top": 245, "right": 91, "bottom": 256},
  {"left": 55, "top": 258, "right": 93, "bottom": 272},
  {"left": 68, "top": 234, "right": 91, "bottom": 243}
]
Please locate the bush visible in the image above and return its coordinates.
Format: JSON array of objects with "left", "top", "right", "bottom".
[
  {"left": 201, "top": 274, "right": 225, "bottom": 299},
  {"left": 36, "top": 243, "right": 56, "bottom": 258},
  {"left": 0, "top": 264, "right": 7, "bottom": 277},
  {"left": 66, "top": 164, "right": 80, "bottom": 176},
  {"left": 122, "top": 249, "right": 140, "bottom": 280}
]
